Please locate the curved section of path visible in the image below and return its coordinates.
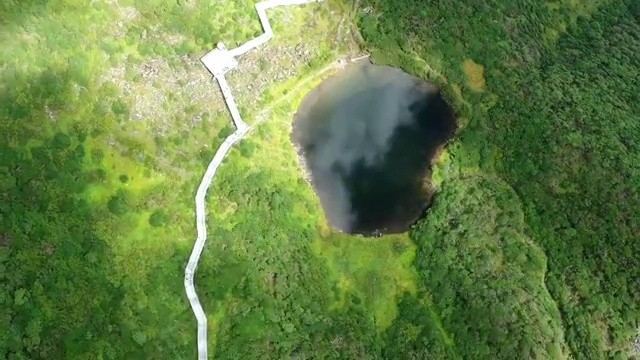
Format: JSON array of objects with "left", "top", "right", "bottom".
[
  {"left": 184, "top": 126, "right": 249, "bottom": 359},
  {"left": 184, "top": 0, "right": 323, "bottom": 359}
]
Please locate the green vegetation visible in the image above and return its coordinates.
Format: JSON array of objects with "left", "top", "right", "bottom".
[
  {"left": 409, "top": 176, "right": 566, "bottom": 359},
  {"left": 1, "top": 0, "right": 638, "bottom": 359},
  {"left": 0, "top": 0, "right": 362, "bottom": 358},
  {"left": 358, "top": 0, "right": 639, "bottom": 358}
]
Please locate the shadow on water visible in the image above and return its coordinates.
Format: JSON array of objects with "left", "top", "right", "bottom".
[{"left": 291, "top": 62, "right": 457, "bottom": 237}]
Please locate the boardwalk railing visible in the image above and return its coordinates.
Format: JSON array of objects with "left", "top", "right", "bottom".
[{"left": 183, "top": 0, "right": 324, "bottom": 359}]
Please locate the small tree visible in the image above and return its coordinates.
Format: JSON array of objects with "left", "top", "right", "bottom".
[
  {"left": 148, "top": 210, "right": 167, "bottom": 227},
  {"left": 107, "top": 190, "right": 131, "bottom": 216}
]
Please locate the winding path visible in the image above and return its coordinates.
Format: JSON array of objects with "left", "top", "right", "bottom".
[{"left": 183, "top": 0, "right": 323, "bottom": 359}]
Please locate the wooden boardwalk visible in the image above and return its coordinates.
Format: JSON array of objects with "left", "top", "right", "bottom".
[{"left": 184, "top": 0, "right": 324, "bottom": 359}]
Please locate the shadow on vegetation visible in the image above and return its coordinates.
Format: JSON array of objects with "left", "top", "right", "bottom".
[
  {"left": 292, "top": 62, "right": 457, "bottom": 237},
  {"left": 1, "top": 68, "right": 193, "bottom": 358},
  {"left": 1, "top": 70, "right": 126, "bottom": 358},
  {"left": 0, "top": 0, "right": 60, "bottom": 30}
]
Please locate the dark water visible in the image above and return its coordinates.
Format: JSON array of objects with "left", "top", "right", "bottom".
[{"left": 291, "top": 62, "right": 457, "bottom": 237}]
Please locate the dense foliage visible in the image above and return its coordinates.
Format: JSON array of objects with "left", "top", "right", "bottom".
[
  {"left": 1, "top": 0, "right": 383, "bottom": 358},
  {"left": 1, "top": 0, "right": 638, "bottom": 359},
  {"left": 359, "top": 0, "right": 639, "bottom": 358},
  {"left": 0, "top": 66, "right": 195, "bottom": 360},
  {"left": 408, "top": 177, "right": 567, "bottom": 359}
]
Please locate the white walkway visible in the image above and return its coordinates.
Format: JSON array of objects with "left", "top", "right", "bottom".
[{"left": 183, "top": 0, "right": 323, "bottom": 359}]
